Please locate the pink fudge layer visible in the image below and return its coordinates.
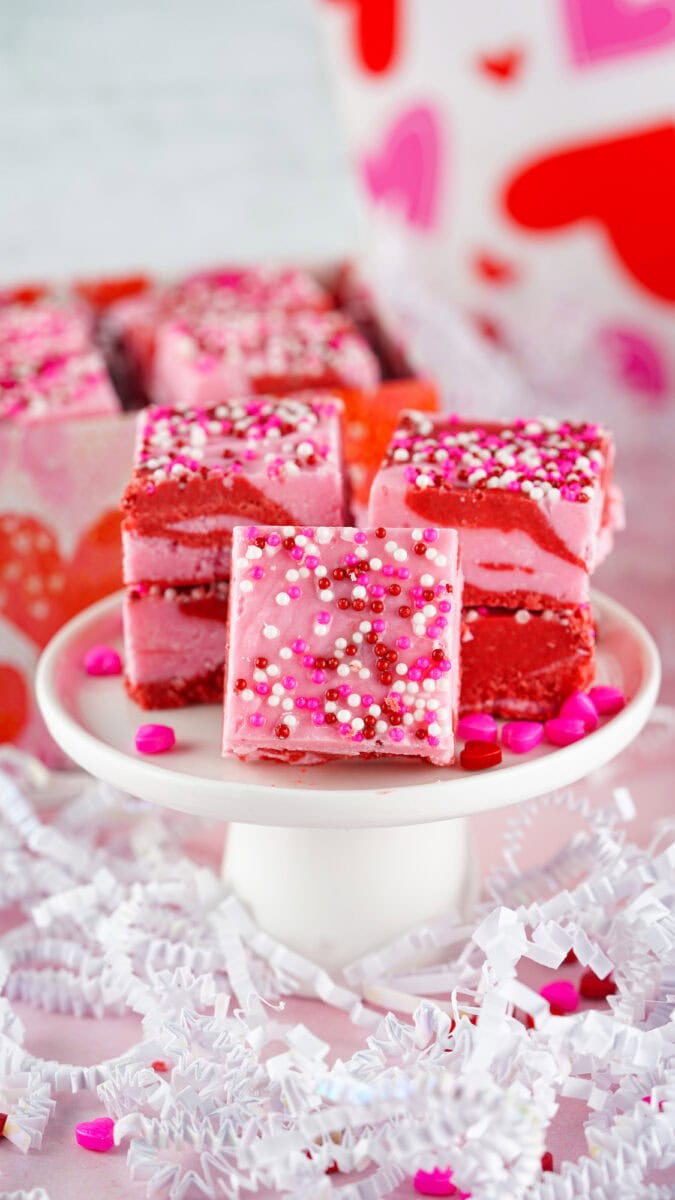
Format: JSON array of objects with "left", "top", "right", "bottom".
[
  {"left": 222, "top": 525, "right": 462, "bottom": 766},
  {"left": 122, "top": 393, "right": 346, "bottom": 587},
  {"left": 152, "top": 310, "right": 381, "bottom": 410},
  {"left": 0, "top": 303, "right": 117, "bottom": 424},
  {"left": 123, "top": 581, "right": 229, "bottom": 709},
  {"left": 368, "top": 413, "right": 620, "bottom": 609},
  {"left": 105, "top": 265, "right": 333, "bottom": 402}
]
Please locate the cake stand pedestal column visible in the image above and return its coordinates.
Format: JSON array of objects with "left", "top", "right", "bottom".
[{"left": 223, "top": 816, "right": 478, "bottom": 971}]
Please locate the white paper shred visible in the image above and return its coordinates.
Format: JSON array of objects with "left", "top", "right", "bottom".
[{"left": 0, "top": 723, "right": 674, "bottom": 1199}]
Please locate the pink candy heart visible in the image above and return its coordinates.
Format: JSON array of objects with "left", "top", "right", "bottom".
[
  {"left": 135, "top": 723, "right": 176, "bottom": 754},
  {"left": 75, "top": 1116, "right": 115, "bottom": 1152},
  {"left": 501, "top": 720, "right": 544, "bottom": 753},
  {"left": 544, "top": 717, "right": 586, "bottom": 747},
  {"left": 559, "top": 691, "right": 599, "bottom": 733},
  {"left": 540, "top": 979, "right": 579, "bottom": 1014},
  {"left": 457, "top": 712, "right": 498, "bottom": 743},
  {"left": 83, "top": 644, "right": 122, "bottom": 677},
  {"left": 588, "top": 685, "right": 625, "bottom": 716}
]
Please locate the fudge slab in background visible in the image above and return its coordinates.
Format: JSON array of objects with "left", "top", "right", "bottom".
[
  {"left": 121, "top": 393, "right": 346, "bottom": 588},
  {"left": 222, "top": 524, "right": 462, "bottom": 765},
  {"left": 152, "top": 310, "right": 381, "bottom": 410}
]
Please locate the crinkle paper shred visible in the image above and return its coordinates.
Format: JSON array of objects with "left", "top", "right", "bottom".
[{"left": 0, "top": 729, "right": 673, "bottom": 1199}]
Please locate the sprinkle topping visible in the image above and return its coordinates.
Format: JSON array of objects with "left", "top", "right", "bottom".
[{"left": 384, "top": 413, "right": 609, "bottom": 504}]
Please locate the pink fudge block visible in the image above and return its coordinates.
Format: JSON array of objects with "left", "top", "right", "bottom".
[
  {"left": 123, "top": 581, "right": 229, "bottom": 709},
  {"left": 104, "top": 265, "right": 333, "bottom": 406},
  {"left": 0, "top": 303, "right": 117, "bottom": 424},
  {"left": 368, "top": 414, "right": 620, "bottom": 609},
  {"left": 152, "top": 310, "right": 381, "bottom": 410},
  {"left": 222, "top": 525, "right": 462, "bottom": 765},
  {"left": 122, "top": 393, "right": 346, "bottom": 587}
]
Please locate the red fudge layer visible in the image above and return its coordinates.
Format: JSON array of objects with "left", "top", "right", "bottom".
[
  {"left": 123, "top": 581, "right": 229, "bottom": 709},
  {"left": 153, "top": 311, "right": 380, "bottom": 410},
  {"left": 0, "top": 303, "right": 118, "bottom": 424},
  {"left": 460, "top": 605, "right": 595, "bottom": 720},
  {"left": 103, "top": 266, "right": 333, "bottom": 407},
  {"left": 222, "top": 525, "right": 462, "bottom": 766},
  {"left": 121, "top": 393, "right": 346, "bottom": 587},
  {"left": 369, "top": 413, "right": 620, "bottom": 608}
]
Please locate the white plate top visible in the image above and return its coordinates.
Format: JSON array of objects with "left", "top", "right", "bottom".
[{"left": 36, "top": 590, "right": 660, "bottom": 828}]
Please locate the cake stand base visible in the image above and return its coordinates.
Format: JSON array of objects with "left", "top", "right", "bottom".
[{"left": 223, "top": 816, "right": 477, "bottom": 970}]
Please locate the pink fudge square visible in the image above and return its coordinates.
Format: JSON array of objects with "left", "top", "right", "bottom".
[
  {"left": 368, "top": 413, "right": 620, "bottom": 609},
  {"left": 152, "top": 310, "right": 380, "bottom": 410},
  {"left": 122, "top": 393, "right": 346, "bottom": 587},
  {"left": 0, "top": 303, "right": 117, "bottom": 425},
  {"left": 222, "top": 525, "right": 462, "bottom": 766}
]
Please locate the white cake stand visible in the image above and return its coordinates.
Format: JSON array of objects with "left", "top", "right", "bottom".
[{"left": 36, "top": 590, "right": 660, "bottom": 970}]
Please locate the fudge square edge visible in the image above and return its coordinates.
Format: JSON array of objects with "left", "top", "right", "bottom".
[
  {"left": 121, "top": 392, "right": 346, "bottom": 587},
  {"left": 222, "top": 524, "right": 463, "bottom": 766},
  {"left": 368, "top": 412, "right": 617, "bottom": 609}
]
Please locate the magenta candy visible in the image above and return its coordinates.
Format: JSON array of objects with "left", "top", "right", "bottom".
[
  {"left": 75, "top": 1116, "right": 115, "bottom": 1152},
  {"left": 456, "top": 712, "right": 498, "bottom": 743},
  {"left": 83, "top": 644, "right": 122, "bottom": 677},
  {"left": 559, "top": 691, "right": 599, "bottom": 732},
  {"left": 501, "top": 720, "right": 544, "bottom": 753},
  {"left": 413, "top": 1168, "right": 454, "bottom": 1197},
  {"left": 588, "top": 685, "right": 626, "bottom": 716},
  {"left": 135, "top": 723, "right": 176, "bottom": 754},
  {"left": 544, "top": 717, "right": 586, "bottom": 747},
  {"left": 540, "top": 979, "right": 579, "bottom": 1014}
]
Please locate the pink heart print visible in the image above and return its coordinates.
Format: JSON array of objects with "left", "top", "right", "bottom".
[
  {"left": 599, "top": 325, "right": 669, "bottom": 401},
  {"left": 360, "top": 104, "right": 443, "bottom": 231},
  {"left": 562, "top": 0, "right": 675, "bottom": 65}
]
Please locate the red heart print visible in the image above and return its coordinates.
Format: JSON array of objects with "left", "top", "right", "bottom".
[
  {"left": 0, "top": 508, "right": 123, "bottom": 648},
  {"left": 325, "top": 0, "right": 399, "bottom": 74},
  {"left": 361, "top": 104, "right": 443, "bottom": 231},
  {"left": 503, "top": 123, "right": 675, "bottom": 303},
  {"left": 473, "top": 252, "right": 519, "bottom": 284},
  {"left": 0, "top": 664, "right": 29, "bottom": 743},
  {"left": 477, "top": 47, "right": 525, "bottom": 81},
  {"left": 562, "top": 0, "right": 675, "bottom": 66}
]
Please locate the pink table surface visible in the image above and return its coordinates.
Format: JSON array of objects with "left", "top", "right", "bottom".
[{"left": 2, "top": 709, "right": 674, "bottom": 1199}]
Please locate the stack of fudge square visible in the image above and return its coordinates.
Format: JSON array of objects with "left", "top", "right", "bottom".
[{"left": 121, "top": 385, "right": 620, "bottom": 767}]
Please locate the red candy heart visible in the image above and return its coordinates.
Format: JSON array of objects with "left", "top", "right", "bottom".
[
  {"left": 460, "top": 739, "right": 502, "bottom": 770},
  {"left": 504, "top": 123, "right": 675, "bottom": 303},
  {"left": 579, "top": 969, "right": 618, "bottom": 999}
]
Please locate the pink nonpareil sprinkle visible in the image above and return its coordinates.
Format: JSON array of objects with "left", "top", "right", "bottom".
[
  {"left": 134, "top": 724, "right": 176, "bottom": 754},
  {"left": 456, "top": 712, "right": 498, "bottom": 743},
  {"left": 75, "top": 1116, "right": 115, "bottom": 1152},
  {"left": 559, "top": 691, "right": 599, "bottom": 732},
  {"left": 588, "top": 685, "right": 626, "bottom": 716},
  {"left": 83, "top": 644, "right": 122, "bottom": 677},
  {"left": 544, "top": 717, "right": 586, "bottom": 747},
  {"left": 540, "top": 979, "right": 579, "bottom": 1014},
  {"left": 501, "top": 720, "right": 544, "bottom": 753}
]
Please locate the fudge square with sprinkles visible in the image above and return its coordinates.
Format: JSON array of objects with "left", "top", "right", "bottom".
[
  {"left": 368, "top": 412, "right": 618, "bottom": 609},
  {"left": 121, "top": 393, "right": 346, "bottom": 588},
  {"left": 222, "top": 525, "right": 462, "bottom": 766}
]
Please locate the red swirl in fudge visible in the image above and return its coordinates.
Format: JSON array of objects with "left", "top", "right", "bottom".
[
  {"left": 121, "top": 393, "right": 346, "bottom": 588},
  {"left": 222, "top": 525, "right": 462, "bottom": 766},
  {"left": 368, "top": 413, "right": 622, "bottom": 609}
]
